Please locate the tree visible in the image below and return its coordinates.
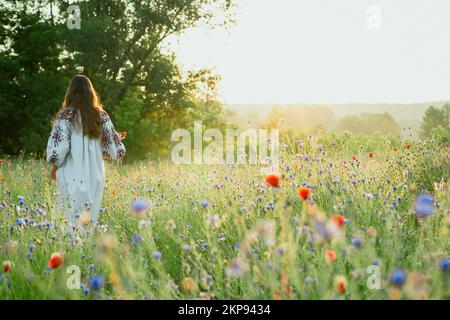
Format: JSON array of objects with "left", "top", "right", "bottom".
[
  {"left": 264, "top": 106, "right": 285, "bottom": 131},
  {"left": 420, "top": 104, "right": 450, "bottom": 138},
  {"left": 56, "top": 0, "right": 235, "bottom": 110},
  {"left": 0, "top": 6, "right": 72, "bottom": 155},
  {"left": 0, "top": 0, "right": 236, "bottom": 159},
  {"left": 336, "top": 113, "right": 401, "bottom": 136}
]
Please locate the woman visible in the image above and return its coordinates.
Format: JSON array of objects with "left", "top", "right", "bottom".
[{"left": 46, "top": 75, "right": 125, "bottom": 233}]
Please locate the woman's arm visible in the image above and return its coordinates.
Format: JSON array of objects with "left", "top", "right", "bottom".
[
  {"left": 101, "top": 111, "right": 126, "bottom": 161},
  {"left": 50, "top": 165, "right": 57, "bottom": 181},
  {"left": 46, "top": 111, "right": 71, "bottom": 167}
]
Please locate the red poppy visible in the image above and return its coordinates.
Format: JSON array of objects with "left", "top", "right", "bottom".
[
  {"left": 298, "top": 187, "right": 310, "bottom": 201},
  {"left": 368, "top": 152, "right": 374, "bottom": 158},
  {"left": 120, "top": 132, "right": 127, "bottom": 139},
  {"left": 325, "top": 249, "right": 337, "bottom": 263},
  {"left": 335, "top": 276, "right": 347, "bottom": 294},
  {"left": 331, "top": 214, "right": 345, "bottom": 227},
  {"left": 265, "top": 174, "right": 280, "bottom": 188},
  {"left": 2, "top": 261, "right": 12, "bottom": 273},
  {"left": 393, "top": 147, "right": 398, "bottom": 152},
  {"left": 48, "top": 252, "right": 64, "bottom": 269},
  {"left": 352, "top": 155, "right": 356, "bottom": 161},
  {"left": 406, "top": 143, "right": 411, "bottom": 150}
]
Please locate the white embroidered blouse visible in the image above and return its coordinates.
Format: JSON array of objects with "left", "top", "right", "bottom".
[{"left": 46, "top": 108, "right": 125, "bottom": 229}]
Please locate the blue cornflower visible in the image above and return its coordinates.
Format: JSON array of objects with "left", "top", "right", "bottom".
[
  {"left": 89, "top": 275, "right": 105, "bottom": 290},
  {"left": 439, "top": 258, "right": 449, "bottom": 273},
  {"left": 28, "top": 244, "right": 36, "bottom": 252},
  {"left": 152, "top": 251, "right": 162, "bottom": 260},
  {"left": 132, "top": 233, "right": 143, "bottom": 244},
  {"left": 89, "top": 264, "right": 95, "bottom": 271},
  {"left": 200, "top": 200, "right": 209, "bottom": 208},
  {"left": 352, "top": 236, "right": 362, "bottom": 249},
  {"left": 414, "top": 194, "right": 434, "bottom": 218},
  {"left": 390, "top": 269, "right": 407, "bottom": 287},
  {"left": 131, "top": 198, "right": 149, "bottom": 214}
]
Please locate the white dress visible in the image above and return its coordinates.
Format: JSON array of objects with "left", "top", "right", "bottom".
[{"left": 46, "top": 108, "right": 125, "bottom": 230}]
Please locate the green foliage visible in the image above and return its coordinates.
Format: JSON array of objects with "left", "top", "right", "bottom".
[
  {"left": 430, "top": 126, "right": 450, "bottom": 145},
  {"left": 0, "top": 0, "right": 235, "bottom": 159},
  {"left": 420, "top": 104, "right": 450, "bottom": 141},
  {"left": 0, "top": 8, "right": 72, "bottom": 156},
  {"left": 336, "top": 113, "right": 401, "bottom": 136}
]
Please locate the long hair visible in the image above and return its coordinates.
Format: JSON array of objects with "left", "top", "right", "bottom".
[{"left": 60, "top": 75, "right": 103, "bottom": 139}]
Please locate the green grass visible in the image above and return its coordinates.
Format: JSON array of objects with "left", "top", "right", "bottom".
[{"left": 0, "top": 134, "right": 449, "bottom": 300}]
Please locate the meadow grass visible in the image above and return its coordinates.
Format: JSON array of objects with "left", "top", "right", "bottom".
[{"left": 0, "top": 134, "right": 449, "bottom": 299}]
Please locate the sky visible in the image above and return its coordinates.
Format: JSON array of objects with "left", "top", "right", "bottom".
[{"left": 167, "top": 0, "right": 450, "bottom": 104}]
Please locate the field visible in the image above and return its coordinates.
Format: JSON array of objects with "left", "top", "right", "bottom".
[{"left": 0, "top": 133, "right": 449, "bottom": 300}]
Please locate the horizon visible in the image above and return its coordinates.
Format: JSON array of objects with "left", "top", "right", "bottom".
[{"left": 226, "top": 100, "right": 450, "bottom": 106}]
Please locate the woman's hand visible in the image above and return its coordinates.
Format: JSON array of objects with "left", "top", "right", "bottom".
[{"left": 51, "top": 165, "right": 57, "bottom": 181}]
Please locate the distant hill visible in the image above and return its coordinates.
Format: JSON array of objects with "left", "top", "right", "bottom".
[{"left": 225, "top": 101, "right": 450, "bottom": 129}]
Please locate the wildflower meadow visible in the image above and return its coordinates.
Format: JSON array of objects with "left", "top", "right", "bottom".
[{"left": 0, "top": 133, "right": 448, "bottom": 300}]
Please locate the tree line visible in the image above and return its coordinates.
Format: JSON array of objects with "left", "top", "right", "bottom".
[
  {"left": 254, "top": 104, "right": 450, "bottom": 142},
  {"left": 0, "top": 0, "right": 235, "bottom": 159}
]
